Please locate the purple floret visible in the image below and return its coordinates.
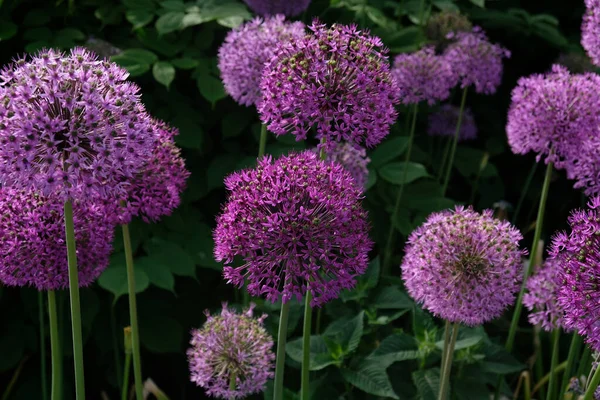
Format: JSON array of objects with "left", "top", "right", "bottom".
[
  {"left": 428, "top": 104, "right": 477, "bottom": 142},
  {"left": 214, "top": 151, "right": 372, "bottom": 307},
  {"left": 523, "top": 259, "right": 565, "bottom": 331},
  {"left": 401, "top": 206, "right": 525, "bottom": 326},
  {"left": 582, "top": 0, "right": 600, "bottom": 67},
  {"left": 317, "top": 142, "right": 370, "bottom": 190}
]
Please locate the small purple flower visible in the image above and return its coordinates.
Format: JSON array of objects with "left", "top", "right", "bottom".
[
  {"left": 0, "top": 188, "right": 113, "bottom": 290},
  {"left": 0, "top": 48, "right": 155, "bottom": 200},
  {"left": 243, "top": 0, "right": 311, "bottom": 17},
  {"left": 401, "top": 206, "right": 525, "bottom": 326},
  {"left": 259, "top": 21, "right": 399, "bottom": 149},
  {"left": 317, "top": 142, "right": 370, "bottom": 190},
  {"left": 187, "top": 303, "right": 275, "bottom": 399},
  {"left": 392, "top": 47, "right": 456, "bottom": 105},
  {"left": 443, "top": 27, "right": 510, "bottom": 94},
  {"left": 506, "top": 65, "right": 600, "bottom": 170},
  {"left": 426, "top": 11, "right": 473, "bottom": 51},
  {"left": 550, "top": 197, "right": 600, "bottom": 351},
  {"left": 523, "top": 259, "right": 565, "bottom": 331},
  {"left": 218, "top": 15, "right": 305, "bottom": 107},
  {"left": 582, "top": 0, "right": 600, "bottom": 67},
  {"left": 427, "top": 104, "right": 477, "bottom": 142},
  {"left": 214, "top": 151, "right": 372, "bottom": 307}
]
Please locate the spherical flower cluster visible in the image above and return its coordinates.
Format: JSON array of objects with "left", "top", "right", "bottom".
[
  {"left": 214, "top": 151, "right": 372, "bottom": 307},
  {"left": 391, "top": 47, "right": 456, "bottom": 105},
  {"left": 427, "top": 104, "right": 477, "bottom": 142},
  {"left": 556, "top": 52, "right": 596, "bottom": 74},
  {"left": 426, "top": 11, "right": 473, "bottom": 51},
  {"left": 317, "top": 142, "right": 370, "bottom": 190},
  {"left": 401, "top": 206, "right": 525, "bottom": 326},
  {"left": 218, "top": 15, "right": 305, "bottom": 106},
  {"left": 506, "top": 65, "right": 600, "bottom": 170},
  {"left": 523, "top": 259, "right": 565, "bottom": 331},
  {"left": 0, "top": 188, "right": 113, "bottom": 290},
  {"left": 443, "top": 27, "right": 510, "bottom": 94},
  {"left": 550, "top": 197, "right": 600, "bottom": 351},
  {"left": 243, "top": 0, "right": 311, "bottom": 17},
  {"left": 582, "top": 0, "right": 600, "bottom": 67},
  {"left": 259, "top": 21, "right": 399, "bottom": 149},
  {"left": 187, "top": 303, "right": 275, "bottom": 399},
  {"left": 107, "top": 121, "right": 189, "bottom": 224},
  {"left": 0, "top": 48, "right": 155, "bottom": 200}
]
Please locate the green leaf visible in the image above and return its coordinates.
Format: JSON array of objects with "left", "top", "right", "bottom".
[
  {"left": 126, "top": 9, "right": 154, "bottom": 29},
  {"left": 0, "top": 21, "right": 18, "bottom": 41},
  {"left": 323, "top": 311, "right": 364, "bottom": 356},
  {"left": 340, "top": 258, "right": 379, "bottom": 302},
  {"left": 372, "top": 287, "right": 413, "bottom": 310},
  {"left": 469, "top": 0, "right": 485, "bottom": 7},
  {"left": 412, "top": 368, "right": 440, "bottom": 400},
  {"left": 135, "top": 256, "right": 175, "bottom": 293},
  {"left": 286, "top": 335, "right": 339, "bottom": 371},
  {"left": 481, "top": 343, "right": 524, "bottom": 374},
  {"left": 98, "top": 255, "right": 150, "bottom": 300},
  {"left": 435, "top": 333, "right": 483, "bottom": 351},
  {"left": 171, "top": 57, "right": 199, "bottom": 69},
  {"left": 155, "top": 11, "right": 185, "bottom": 34},
  {"left": 341, "top": 363, "right": 399, "bottom": 399},
  {"left": 379, "top": 162, "right": 429, "bottom": 185},
  {"left": 144, "top": 238, "right": 196, "bottom": 277},
  {"left": 432, "top": 0, "right": 459, "bottom": 11},
  {"left": 197, "top": 75, "right": 226, "bottom": 105},
  {"left": 140, "top": 315, "right": 183, "bottom": 353},
  {"left": 153, "top": 61, "right": 176, "bottom": 88},
  {"left": 160, "top": 0, "right": 186, "bottom": 11},
  {"left": 111, "top": 48, "right": 159, "bottom": 76},
  {"left": 370, "top": 137, "right": 409, "bottom": 168}
]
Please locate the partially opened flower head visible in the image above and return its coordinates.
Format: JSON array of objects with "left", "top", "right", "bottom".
[
  {"left": 259, "top": 21, "right": 399, "bottom": 148},
  {"left": 218, "top": 15, "right": 305, "bottom": 106},
  {"left": 392, "top": 47, "right": 456, "bottom": 105},
  {"left": 582, "top": 0, "right": 600, "bottom": 67},
  {"left": 0, "top": 188, "right": 113, "bottom": 290},
  {"left": 318, "top": 142, "right": 370, "bottom": 190},
  {"left": 550, "top": 197, "right": 600, "bottom": 351},
  {"left": 443, "top": 27, "right": 510, "bottom": 94},
  {"left": 214, "top": 151, "right": 372, "bottom": 307},
  {"left": 0, "top": 48, "right": 155, "bottom": 200},
  {"left": 523, "top": 259, "right": 565, "bottom": 331},
  {"left": 187, "top": 303, "right": 275, "bottom": 399},
  {"left": 401, "top": 206, "right": 525, "bottom": 326},
  {"left": 243, "top": 0, "right": 311, "bottom": 17},
  {"left": 428, "top": 104, "right": 477, "bottom": 142}
]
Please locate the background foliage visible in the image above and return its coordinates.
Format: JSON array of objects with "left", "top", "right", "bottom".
[{"left": 0, "top": 0, "right": 591, "bottom": 398}]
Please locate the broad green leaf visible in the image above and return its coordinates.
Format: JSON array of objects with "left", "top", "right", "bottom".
[
  {"left": 126, "top": 9, "right": 154, "bottom": 29},
  {"left": 23, "top": 10, "right": 51, "bottom": 26},
  {"left": 372, "top": 287, "right": 413, "bottom": 310},
  {"left": 481, "top": 343, "right": 524, "bottom": 374},
  {"left": 432, "top": 0, "right": 459, "bottom": 11},
  {"left": 379, "top": 162, "right": 429, "bottom": 185},
  {"left": 136, "top": 256, "right": 175, "bottom": 293},
  {"left": 171, "top": 57, "right": 199, "bottom": 69},
  {"left": 140, "top": 315, "right": 183, "bottom": 353},
  {"left": 123, "top": 0, "right": 155, "bottom": 9},
  {"left": 116, "top": 48, "right": 159, "bottom": 65},
  {"left": 365, "top": 168, "right": 377, "bottom": 190},
  {"left": 155, "top": 11, "right": 185, "bottom": 34},
  {"left": 368, "top": 333, "right": 420, "bottom": 367},
  {"left": 197, "top": 75, "right": 226, "bottom": 105},
  {"left": 435, "top": 334, "right": 483, "bottom": 351},
  {"left": 144, "top": 238, "right": 196, "bottom": 277},
  {"left": 153, "top": 61, "right": 176, "bottom": 88},
  {"left": 286, "top": 335, "right": 339, "bottom": 371},
  {"left": 323, "top": 311, "right": 364, "bottom": 356},
  {"left": 98, "top": 255, "right": 150, "bottom": 300},
  {"left": 469, "top": 0, "right": 485, "bottom": 7},
  {"left": 0, "top": 21, "right": 18, "bottom": 40},
  {"left": 160, "top": 0, "right": 186, "bottom": 11},
  {"left": 370, "top": 137, "right": 409, "bottom": 167},
  {"left": 341, "top": 363, "right": 399, "bottom": 399},
  {"left": 412, "top": 368, "right": 440, "bottom": 400}
]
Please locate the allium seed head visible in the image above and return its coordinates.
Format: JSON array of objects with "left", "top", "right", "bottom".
[
  {"left": 187, "top": 303, "right": 275, "bottom": 399},
  {"left": 428, "top": 104, "right": 477, "bottom": 142},
  {"left": 582, "top": 0, "right": 600, "bottom": 67},
  {"left": 401, "top": 206, "right": 525, "bottom": 326},
  {"left": 0, "top": 188, "right": 113, "bottom": 290},
  {"left": 243, "top": 0, "right": 311, "bottom": 17},
  {"left": 214, "top": 151, "right": 372, "bottom": 307},
  {"left": 218, "top": 15, "right": 305, "bottom": 106},
  {"left": 259, "top": 20, "right": 399, "bottom": 148},
  {"left": 523, "top": 258, "right": 565, "bottom": 331},
  {"left": 0, "top": 48, "right": 155, "bottom": 200}
]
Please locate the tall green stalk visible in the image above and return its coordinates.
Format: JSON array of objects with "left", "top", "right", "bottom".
[
  {"left": 273, "top": 302, "right": 291, "bottom": 400},
  {"left": 122, "top": 224, "right": 144, "bottom": 400},
  {"left": 48, "top": 291, "right": 61, "bottom": 400},
  {"left": 506, "top": 160, "right": 554, "bottom": 352},
  {"left": 229, "top": 372, "right": 237, "bottom": 400},
  {"left": 438, "top": 323, "right": 459, "bottom": 400},
  {"left": 63, "top": 199, "right": 85, "bottom": 399},
  {"left": 584, "top": 362, "right": 600, "bottom": 400},
  {"left": 547, "top": 329, "right": 560, "bottom": 400},
  {"left": 560, "top": 334, "right": 582, "bottom": 396},
  {"left": 39, "top": 292, "right": 48, "bottom": 400},
  {"left": 440, "top": 321, "right": 451, "bottom": 380},
  {"left": 258, "top": 124, "right": 268, "bottom": 158},
  {"left": 441, "top": 87, "right": 468, "bottom": 196},
  {"left": 382, "top": 103, "right": 419, "bottom": 276},
  {"left": 300, "top": 291, "right": 313, "bottom": 400}
]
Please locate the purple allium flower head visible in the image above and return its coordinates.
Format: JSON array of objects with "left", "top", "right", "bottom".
[
  {"left": 523, "top": 259, "right": 565, "bottom": 331},
  {"left": 392, "top": 47, "right": 456, "bottom": 105},
  {"left": 0, "top": 188, "right": 113, "bottom": 290},
  {"left": 0, "top": 48, "right": 155, "bottom": 200},
  {"left": 550, "top": 197, "right": 600, "bottom": 351},
  {"left": 214, "top": 151, "right": 372, "bottom": 307},
  {"left": 243, "top": 0, "right": 311, "bottom": 17},
  {"left": 401, "top": 206, "right": 525, "bottom": 326},
  {"left": 259, "top": 21, "right": 399, "bottom": 149},
  {"left": 316, "top": 142, "right": 370, "bottom": 190},
  {"left": 582, "top": 0, "right": 600, "bottom": 67},
  {"left": 427, "top": 104, "right": 477, "bottom": 142},
  {"left": 105, "top": 121, "right": 189, "bottom": 224},
  {"left": 218, "top": 15, "right": 305, "bottom": 106},
  {"left": 506, "top": 65, "right": 600, "bottom": 170},
  {"left": 187, "top": 303, "right": 275, "bottom": 399},
  {"left": 443, "top": 27, "right": 510, "bottom": 94}
]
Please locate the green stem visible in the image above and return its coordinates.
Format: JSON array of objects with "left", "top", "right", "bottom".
[
  {"left": 438, "top": 323, "right": 459, "bottom": 400},
  {"left": 382, "top": 103, "right": 419, "bottom": 276},
  {"left": 121, "top": 352, "right": 132, "bottom": 400},
  {"left": 229, "top": 372, "right": 237, "bottom": 400},
  {"left": 437, "top": 137, "right": 452, "bottom": 180},
  {"left": 0, "top": 358, "right": 28, "bottom": 400},
  {"left": 122, "top": 224, "right": 144, "bottom": 400},
  {"left": 258, "top": 124, "right": 268, "bottom": 158},
  {"left": 547, "top": 329, "right": 560, "bottom": 400},
  {"left": 48, "top": 291, "right": 61, "bottom": 400},
  {"left": 506, "top": 160, "right": 553, "bottom": 352},
  {"left": 578, "top": 347, "right": 592, "bottom": 378},
  {"left": 560, "top": 334, "right": 582, "bottom": 396},
  {"left": 441, "top": 87, "right": 468, "bottom": 196},
  {"left": 512, "top": 161, "right": 538, "bottom": 225},
  {"left": 301, "top": 291, "right": 313, "bottom": 400},
  {"left": 440, "top": 321, "right": 450, "bottom": 379},
  {"left": 64, "top": 199, "right": 85, "bottom": 399},
  {"left": 273, "top": 302, "right": 291, "bottom": 400},
  {"left": 39, "top": 292, "right": 48, "bottom": 400},
  {"left": 584, "top": 361, "right": 600, "bottom": 400},
  {"left": 532, "top": 361, "right": 567, "bottom": 396}
]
